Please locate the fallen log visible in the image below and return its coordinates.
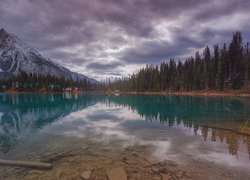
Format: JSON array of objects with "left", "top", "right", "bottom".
[{"left": 0, "top": 159, "right": 52, "bottom": 169}]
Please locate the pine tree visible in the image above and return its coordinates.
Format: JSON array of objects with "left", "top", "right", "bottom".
[
  {"left": 203, "top": 46, "right": 211, "bottom": 89},
  {"left": 213, "top": 44, "right": 219, "bottom": 89},
  {"left": 228, "top": 31, "right": 245, "bottom": 89},
  {"left": 245, "top": 42, "right": 249, "bottom": 86},
  {"left": 216, "top": 44, "right": 227, "bottom": 91}
]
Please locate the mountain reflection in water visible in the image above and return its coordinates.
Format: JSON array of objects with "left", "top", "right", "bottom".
[
  {"left": 0, "top": 93, "right": 249, "bottom": 161},
  {"left": 0, "top": 93, "right": 100, "bottom": 153}
]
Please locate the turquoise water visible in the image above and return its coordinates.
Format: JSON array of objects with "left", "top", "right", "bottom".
[{"left": 0, "top": 93, "right": 250, "bottom": 178}]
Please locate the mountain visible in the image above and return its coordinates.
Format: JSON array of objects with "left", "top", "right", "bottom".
[{"left": 0, "top": 28, "right": 98, "bottom": 83}]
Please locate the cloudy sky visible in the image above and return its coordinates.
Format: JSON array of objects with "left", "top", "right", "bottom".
[{"left": 1, "top": 0, "right": 250, "bottom": 80}]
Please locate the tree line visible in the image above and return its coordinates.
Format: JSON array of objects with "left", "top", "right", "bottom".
[
  {"left": 1, "top": 31, "right": 249, "bottom": 93},
  {"left": 110, "top": 31, "right": 250, "bottom": 92},
  {"left": 0, "top": 72, "right": 97, "bottom": 92}
]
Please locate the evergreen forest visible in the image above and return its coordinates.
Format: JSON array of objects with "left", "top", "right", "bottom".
[
  {"left": 0, "top": 31, "right": 249, "bottom": 93},
  {"left": 110, "top": 31, "right": 250, "bottom": 92}
]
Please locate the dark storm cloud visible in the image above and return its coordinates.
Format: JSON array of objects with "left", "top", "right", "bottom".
[
  {"left": 0, "top": 0, "right": 250, "bottom": 79},
  {"left": 87, "top": 61, "right": 124, "bottom": 70},
  {"left": 193, "top": 0, "right": 250, "bottom": 21},
  {"left": 120, "top": 36, "right": 204, "bottom": 64}
]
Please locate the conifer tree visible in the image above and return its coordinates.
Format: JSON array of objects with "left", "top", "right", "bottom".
[
  {"left": 203, "top": 46, "right": 211, "bottom": 89},
  {"left": 109, "top": 31, "right": 249, "bottom": 93},
  {"left": 228, "top": 31, "right": 245, "bottom": 89}
]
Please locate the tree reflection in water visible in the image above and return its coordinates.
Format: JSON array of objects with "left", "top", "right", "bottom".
[
  {"left": 0, "top": 94, "right": 249, "bottom": 159},
  {"left": 107, "top": 95, "right": 250, "bottom": 159}
]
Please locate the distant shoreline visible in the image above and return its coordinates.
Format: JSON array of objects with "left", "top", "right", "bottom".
[
  {"left": 118, "top": 91, "right": 250, "bottom": 97},
  {"left": 1, "top": 89, "right": 250, "bottom": 97}
]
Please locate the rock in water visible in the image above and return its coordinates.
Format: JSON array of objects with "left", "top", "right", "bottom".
[
  {"left": 107, "top": 167, "right": 127, "bottom": 180},
  {"left": 176, "top": 170, "right": 184, "bottom": 178},
  {"left": 81, "top": 171, "right": 92, "bottom": 180},
  {"left": 161, "top": 173, "right": 171, "bottom": 180}
]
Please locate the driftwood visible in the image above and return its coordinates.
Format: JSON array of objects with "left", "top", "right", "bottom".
[{"left": 0, "top": 159, "right": 52, "bottom": 169}]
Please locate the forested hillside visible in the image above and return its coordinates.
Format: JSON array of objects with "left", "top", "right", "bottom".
[
  {"left": 111, "top": 31, "right": 250, "bottom": 92},
  {"left": 0, "top": 72, "right": 97, "bottom": 92}
]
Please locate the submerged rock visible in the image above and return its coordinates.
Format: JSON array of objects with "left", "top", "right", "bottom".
[
  {"left": 81, "top": 171, "right": 92, "bottom": 180},
  {"left": 55, "top": 170, "right": 62, "bottom": 178},
  {"left": 176, "top": 170, "right": 184, "bottom": 178},
  {"left": 152, "top": 166, "right": 160, "bottom": 172},
  {"left": 161, "top": 173, "right": 171, "bottom": 180},
  {"left": 107, "top": 167, "right": 127, "bottom": 180}
]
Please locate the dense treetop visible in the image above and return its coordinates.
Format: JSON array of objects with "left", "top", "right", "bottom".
[{"left": 110, "top": 31, "right": 250, "bottom": 92}]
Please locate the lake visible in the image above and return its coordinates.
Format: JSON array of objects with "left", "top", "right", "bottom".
[{"left": 0, "top": 93, "right": 250, "bottom": 179}]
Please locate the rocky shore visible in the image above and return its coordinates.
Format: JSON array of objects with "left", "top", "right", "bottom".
[{"left": 1, "top": 143, "right": 249, "bottom": 180}]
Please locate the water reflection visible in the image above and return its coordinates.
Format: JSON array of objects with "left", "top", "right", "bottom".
[
  {"left": 0, "top": 93, "right": 250, "bottom": 165},
  {"left": 0, "top": 93, "right": 102, "bottom": 153},
  {"left": 107, "top": 95, "right": 250, "bottom": 159}
]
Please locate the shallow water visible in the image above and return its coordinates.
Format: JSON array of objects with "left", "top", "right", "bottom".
[{"left": 0, "top": 93, "right": 250, "bottom": 179}]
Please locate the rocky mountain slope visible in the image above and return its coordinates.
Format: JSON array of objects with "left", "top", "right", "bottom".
[{"left": 0, "top": 28, "right": 98, "bottom": 83}]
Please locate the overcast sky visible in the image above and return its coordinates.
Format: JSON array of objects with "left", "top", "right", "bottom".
[{"left": 1, "top": 0, "right": 250, "bottom": 80}]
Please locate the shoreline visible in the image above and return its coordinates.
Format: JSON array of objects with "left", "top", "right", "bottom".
[
  {"left": 119, "top": 90, "right": 250, "bottom": 97},
  {"left": 1, "top": 90, "right": 250, "bottom": 97}
]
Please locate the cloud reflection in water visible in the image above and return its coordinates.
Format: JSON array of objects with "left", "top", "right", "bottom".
[{"left": 41, "top": 102, "right": 250, "bottom": 169}]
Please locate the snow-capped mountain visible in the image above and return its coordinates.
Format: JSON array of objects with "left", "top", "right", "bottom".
[{"left": 0, "top": 28, "right": 98, "bottom": 83}]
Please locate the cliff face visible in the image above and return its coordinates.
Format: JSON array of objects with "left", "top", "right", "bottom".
[{"left": 0, "top": 28, "right": 98, "bottom": 83}]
